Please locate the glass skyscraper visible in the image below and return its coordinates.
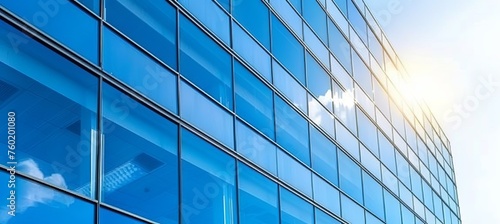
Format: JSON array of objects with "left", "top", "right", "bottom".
[{"left": 0, "top": 0, "right": 461, "bottom": 223}]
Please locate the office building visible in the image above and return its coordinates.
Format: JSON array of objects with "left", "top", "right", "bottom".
[{"left": 0, "top": 0, "right": 460, "bottom": 223}]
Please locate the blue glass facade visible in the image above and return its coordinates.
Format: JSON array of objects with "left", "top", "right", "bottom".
[{"left": 0, "top": 0, "right": 460, "bottom": 223}]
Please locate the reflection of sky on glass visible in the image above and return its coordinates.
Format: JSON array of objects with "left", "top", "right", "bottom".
[
  {"left": 364, "top": 0, "right": 500, "bottom": 223},
  {"left": 0, "top": 169, "right": 94, "bottom": 223}
]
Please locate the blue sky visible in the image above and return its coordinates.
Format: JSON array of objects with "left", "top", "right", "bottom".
[{"left": 363, "top": 0, "right": 500, "bottom": 223}]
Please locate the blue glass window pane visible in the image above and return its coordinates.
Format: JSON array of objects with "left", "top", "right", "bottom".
[
  {"left": 308, "top": 95, "right": 334, "bottom": 137},
  {"left": 410, "top": 168, "right": 423, "bottom": 200},
  {"left": 379, "top": 133, "right": 397, "bottom": 173},
  {"left": 347, "top": 0, "right": 367, "bottom": 42},
  {"left": 288, "top": 0, "right": 302, "bottom": 13},
  {"left": 280, "top": 187, "right": 314, "bottom": 224},
  {"left": 422, "top": 182, "right": 434, "bottom": 211},
  {"left": 275, "top": 96, "right": 310, "bottom": 165},
  {"left": 335, "top": 120, "right": 359, "bottom": 160},
  {"left": 102, "top": 83, "right": 178, "bottom": 223},
  {"left": 102, "top": 27, "right": 178, "bottom": 113},
  {"left": 235, "top": 121, "right": 277, "bottom": 175},
  {"left": 328, "top": 20, "right": 351, "bottom": 73},
  {"left": 180, "top": 81, "right": 234, "bottom": 148},
  {"left": 105, "top": 0, "right": 177, "bottom": 69},
  {"left": 233, "top": 0, "right": 270, "bottom": 49},
  {"left": 77, "top": 0, "right": 100, "bottom": 14},
  {"left": 338, "top": 151, "right": 363, "bottom": 203},
  {"left": 0, "top": 0, "right": 98, "bottom": 63},
  {"left": 179, "top": 0, "right": 230, "bottom": 44},
  {"left": 272, "top": 15, "right": 305, "bottom": 84},
  {"left": 270, "top": 0, "right": 303, "bottom": 38},
  {"left": 180, "top": 15, "right": 232, "bottom": 108},
  {"left": 238, "top": 163, "right": 279, "bottom": 224},
  {"left": 315, "top": 208, "right": 341, "bottom": 224},
  {"left": 181, "top": 129, "right": 236, "bottom": 224},
  {"left": 277, "top": 150, "right": 312, "bottom": 196},
  {"left": 232, "top": 23, "right": 271, "bottom": 81},
  {"left": 0, "top": 19, "right": 97, "bottom": 198},
  {"left": 360, "top": 144, "right": 381, "bottom": 179},
  {"left": 352, "top": 52, "right": 372, "bottom": 97},
  {"left": 312, "top": 175, "right": 341, "bottom": 214},
  {"left": 303, "top": 0, "right": 327, "bottom": 43},
  {"left": 0, "top": 171, "right": 94, "bottom": 223},
  {"left": 99, "top": 207, "right": 146, "bottom": 224},
  {"left": 303, "top": 25, "right": 330, "bottom": 67},
  {"left": 332, "top": 82, "right": 357, "bottom": 133},
  {"left": 235, "top": 61, "right": 274, "bottom": 138},
  {"left": 396, "top": 152, "right": 411, "bottom": 188},
  {"left": 384, "top": 190, "right": 402, "bottom": 224},
  {"left": 307, "top": 53, "right": 332, "bottom": 111},
  {"left": 357, "top": 107, "right": 379, "bottom": 157},
  {"left": 340, "top": 194, "right": 365, "bottom": 224},
  {"left": 368, "top": 30, "right": 384, "bottom": 65},
  {"left": 362, "top": 172, "right": 385, "bottom": 220},
  {"left": 382, "top": 165, "right": 399, "bottom": 194},
  {"left": 310, "top": 127, "right": 338, "bottom": 185},
  {"left": 273, "top": 60, "right": 308, "bottom": 113},
  {"left": 366, "top": 211, "right": 384, "bottom": 224},
  {"left": 333, "top": 0, "right": 347, "bottom": 16},
  {"left": 216, "top": 0, "right": 229, "bottom": 11},
  {"left": 402, "top": 206, "right": 415, "bottom": 224}
]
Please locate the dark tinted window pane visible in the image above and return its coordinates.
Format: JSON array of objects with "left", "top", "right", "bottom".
[
  {"left": 102, "top": 27, "right": 178, "bottom": 113},
  {"left": 233, "top": 0, "right": 270, "bottom": 49},
  {"left": 235, "top": 61, "right": 274, "bottom": 139},
  {"left": 238, "top": 163, "right": 279, "bottom": 224},
  {"left": 280, "top": 187, "right": 314, "bottom": 224},
  {"left": 179, "top": 0, "right": 230, "bottom": 44},
  {"left": 105, "top": 0, "right": 177, "bottom": 69},
  {"left": 310, "top": 127, "right": 338, "bottom": 185},
  {"left": 181, "top": 129, "right": 236, "bottom": 224},
  {"left": 338, "top": 151, "right": 363, "bottom": 203},
  {"left": 180, "top": 15, "right": 232, "bottom": 108},
  {"left": 99, "top": 207, "right": 146, "bottom": 224},
  {"left": 0, "top": 20, "right": 97, "bottom": 198},
  {"left": 275, "top": 97, "right": 310, "bottom": 165},
  {"left": 102, "top": 83, "right": 178, "bottom": 223},
  {"left": 0, "top": 0, "right": 98, "bottom": 63},
  {"left": 0, "top": 171, "right": 94, "bottom": 223},
  {"left": 272, "top": 15, "right": 305, "bottom": 84}
]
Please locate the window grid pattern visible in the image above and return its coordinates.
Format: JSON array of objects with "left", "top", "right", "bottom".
[{"left": 0, "top": 0, "right": 460, "bottom": 223}]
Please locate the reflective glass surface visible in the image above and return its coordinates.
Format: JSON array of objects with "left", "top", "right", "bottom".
[
  {"left": 102, "top": 83, "right": 178, "bottom": 223},
  {"left": 181, "top": 129, "right": 236, "bottom": 224},
  {"left": 0, "top": 19, "right": 97, "bottom": 197}
]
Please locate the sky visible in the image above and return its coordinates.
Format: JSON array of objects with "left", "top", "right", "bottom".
[{"left": 363, "top": 0, "right": 500, "bottom": 223}]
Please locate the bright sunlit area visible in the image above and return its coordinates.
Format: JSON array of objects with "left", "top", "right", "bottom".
[{"left": 364, "top": 0, "right": 500, "bottom": 223}]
